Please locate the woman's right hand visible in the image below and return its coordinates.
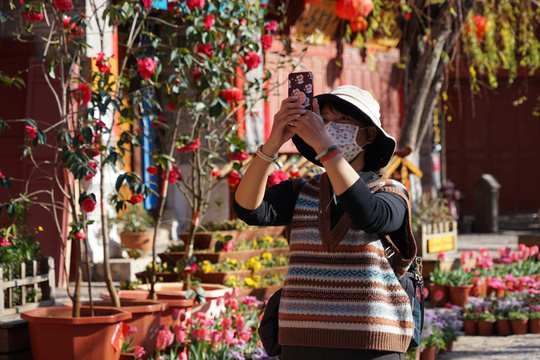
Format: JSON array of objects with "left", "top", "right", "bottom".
[{"left": 264, "top": 96, "right": 306, "bottom": 154}]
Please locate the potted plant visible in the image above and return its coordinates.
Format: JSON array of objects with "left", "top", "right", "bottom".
[
  {"left": 508, "top": 308, "right": 529, "bottom": 334},
  {"left": 447, "top": 263, "right": 474, "bottom": 307},
  {"left": 115, "top": 204, "right": 155, "bottom": 259},
  {"left": 476, "top": 310, "right": 496, "bottom": 335},
  {"left": 529, "top": 305, "right": 540, "bottom": 333},
  {"left": 428, "top": 252, "right": 451, "bottom": 306}
]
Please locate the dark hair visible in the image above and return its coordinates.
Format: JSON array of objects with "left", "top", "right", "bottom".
[{"left": 321, "top": 101, "right": 381, "bottom": 172}]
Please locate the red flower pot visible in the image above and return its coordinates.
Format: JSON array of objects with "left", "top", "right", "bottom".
[
  {"left": 428, "top": 283, "right": 450, "bottom": 307},
  {"left": 477, "top": 320, "right": 496, "bottom": 335},
  {"left": 449, "top": 284, "right": 473, "bottom": 307},
  {"left": 463, "top": 319, "right": 477, "bottom": 335},
  {"left": 530, "top": 318, "right": 540, "bottom": 334},
  {"left": 419, "top": 344, "right": 437, "bottom": 360},
  {"left": 497, "top": 319, "right": 512, "bottom": 336},
  {"left": 510, "top": 319, "right": 529, "bottom": 335},
  {"left": 21, "top": 306, "right": 131, "bottom": 360}
]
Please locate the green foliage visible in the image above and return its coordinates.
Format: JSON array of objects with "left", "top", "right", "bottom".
[
  {"left": 114, "top": 204, "right": 154, "bottom": 233},
  {"left": 0, "top": 200, "right": 42, "bottom": 279}
]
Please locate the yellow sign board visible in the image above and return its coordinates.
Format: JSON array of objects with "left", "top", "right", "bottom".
[
  {"left": 294, "top": 0, "right": 341, "bottom": 44},
  {"left": 428, "top": 236, "right": 455, "bottom": 253}
]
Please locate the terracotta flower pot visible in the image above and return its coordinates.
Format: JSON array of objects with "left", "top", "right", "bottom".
[
  {"left": 120, "top": 231, "right": 154, "bottom": 258},
  {"left": 428, "top": 283, "right": 450, "bottom": 307},
  {"left": 477, "top": 320, "right": 496, "bottom": 335},
  {"left": 21, "top": 306, "right": 131, "bottom": 360},
  {"left": 529, "top": 318, "right": 540, "bottom": 334},
  {"left": 497, "top": 319, "right": 512, "bottom": 336},
  {"left": 419, "top": 344, "right": 437, "bottom": 360},
  {"left": 486, "top": 286, "right": 505, "bottom": 298},
  {"left": 471, "top": 283, "right": 488, "bottom": 297},
  {"left": 510, "top": 319, "right": 529, "bottom": 335},
  {"left": 449, "top": 284, "right": 473, "bottom": 307},
  {"left": 72, "top": 299, "right": 166, "bottom": 360},
  {"left": 463, "top": 319, "right": 477, "bottom": 335}
]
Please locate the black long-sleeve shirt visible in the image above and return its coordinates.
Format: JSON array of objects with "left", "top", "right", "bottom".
[{"left": 233, "top": 171, "right": 407, "bottom": 237}]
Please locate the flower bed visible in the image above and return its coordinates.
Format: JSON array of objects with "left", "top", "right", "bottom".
[{"left": 428, "top": 244, "right": 540, "bottom": 307}]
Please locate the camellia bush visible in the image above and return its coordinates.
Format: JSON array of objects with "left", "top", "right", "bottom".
[{"left": 0, "top": 0, "right": 297, "bottom": 313}]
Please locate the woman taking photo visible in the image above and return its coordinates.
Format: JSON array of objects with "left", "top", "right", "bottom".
[{"left": 233, "top": 85, "right": 417, "bottom": 360}]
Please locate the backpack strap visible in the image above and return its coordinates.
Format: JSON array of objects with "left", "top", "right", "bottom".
[{"left": 367, "top": 175, "right": 417, "bottom": 278}]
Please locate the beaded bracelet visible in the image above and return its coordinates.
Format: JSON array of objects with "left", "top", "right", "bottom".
[
  {"left": 319, "top": 147, "right": 342, "bottom": 163},
  {"left": 315, "top": 144, "right": 339, "bottom": 161},
  {"left": 256, "top": 145, "right": 278, "bottom": 163}
]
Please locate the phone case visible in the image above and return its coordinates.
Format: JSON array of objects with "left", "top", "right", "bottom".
[{"left": 288, "top": 71, "right": 314, "bottom": 111}]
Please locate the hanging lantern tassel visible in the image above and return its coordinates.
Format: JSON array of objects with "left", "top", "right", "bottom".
[{"left": 350, "top": 16, "right": 368, "bottom": 32}]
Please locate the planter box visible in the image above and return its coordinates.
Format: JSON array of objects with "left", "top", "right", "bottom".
[
  {"left": 194, "top": 270, "right": 252, "bottom": 284},
  {"left": 179, "top": 226, "right": 286, "bottom": 250},
  {"left": 135, "top": 271, "right": 180, "bottom": 283},
  {"left": 159, "top": 247, "right": 290, "bottom": 265},
  {"left": 237, "top": 285, "right": 282, "bottom": 300},
  {"left": 415, "top": 221, "right": 458, "bottom": 261},
  {"left": 256, "top": 266, "right": 289, "bottom": 278}
]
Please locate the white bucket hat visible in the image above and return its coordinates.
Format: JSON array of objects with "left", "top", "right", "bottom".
[{"left": 293, "top": 85, "right": 396, "bottom": 169}]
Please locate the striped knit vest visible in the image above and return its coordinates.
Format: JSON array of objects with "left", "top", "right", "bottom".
[{"left": 278, "top": 175, "right": 414, "bottom": 353}]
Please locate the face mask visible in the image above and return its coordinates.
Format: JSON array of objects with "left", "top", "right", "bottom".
[{"left": 324, "top": 122, "right": 367, "bottom": 162}]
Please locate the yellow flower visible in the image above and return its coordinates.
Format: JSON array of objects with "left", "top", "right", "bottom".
[
  {"left": 163, "top": 262, "right": 168, "bottom": 269},
  {"left": 253, "top": 275, "right": 261, "bottom": 282},
  {"left": 202, "top": 264, "right": 214, "bottom": 273},
  {"left": 244, "top": 277, "right": 255, "bottom": 286},
  {"left": 38, "top": 226, "right": 44, "bottom": 231},
  {"left": 262, "top": 252, "right": 272, "bottom": 260},
  {"left": 252, "top": 240, "right": 258, "bottom": 247}
]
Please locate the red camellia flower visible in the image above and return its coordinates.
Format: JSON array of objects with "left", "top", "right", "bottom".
[
  {"left": 0, "top": 237, "right": 13, "bottom": 247},
  {"left": 75, "top": 231, "right": 86, "bottom": 240},
  {"left": 210, "top": 167, "right": 220, "bottom": 179},
  {"left": 261, "top": 34, "right": 273, "bottom": 51},
  {"left": 227, "top": 171, "right": 240, "bottom": 186},
  {"left": 219, "top": 88, "right": 243, "bottom": 101},
  {"left": 147, "top": 165, "right": 158, "bottom": 175},
  {"left": 244, "top": 52, "right": 261, "bottom": 70},
  {"left": 264, "top": 20, "right": 278, "bottom": 33},
  {"left": 404, "top": 12, "right": 411, "bottom": 21},
  {"left": 23, "top": 9, "right": 44, "bottom": 22},
  {"left": 162, "top": 164, "right": 181, "bottom": 183},
  {"left": 350, "top": 16, "right": 368, "bottom": 32},
  {"left": 197, "top": 44, "right": 214, "bottom": 58},
  {"left": 25, "top": 125, "right": 37, "bottom": 140},
  {"left": 193, "top": 68, "right": 202, "bottom": 82},
  {"left": 471, "top": 15, "right": 487, "bottom": 41},
  {"left": 335, "top": 0, "right": 359, "bottom": 20},
  {"left": 138, "top": 57, "right": 157, "bottom": 80},
  {"left": 228, "top": 150, "right": 249, "bottom": 162},
  {"left": 81, "top": 197, "right": 96, "bottom": 212},
  {"left": 0, "top": 170, "right": 5, "bottom": 178},
  {"left": 177, "top": 138, "right": 201, "bottom": 153},
  {"left": 267, "top": 169, "right": 289, "bottom": 187},
  {"left": 202, "top": 14, "right": 214, "bottom": 30},
  {"left": 289, "top": 168, "right": 300, "bottom": 178},
  {"left": 95, "top": 52, "right": 111, "bottom": 74},
  {"left": 84, "top": 161, "right": 98, "bottom": 181},
  {"left": 72, "top": 83, "right": 92, "bottom": 106},
  {"left": 53, "top": 0, "right": 73, "bottom": 11},
  {"left": 186, "top": 0, "right": 204, "bottom": 11},
  {"left": 63, "top": 16, "right": 71, "bottom": 30},
  {"left": 130, "top": 194, "right": 144, "bottom": 204}
]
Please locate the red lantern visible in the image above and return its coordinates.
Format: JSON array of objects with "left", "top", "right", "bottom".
[
  {"left": 335, "top": 0, "right": 359, "bottom": 21},
  {"left": 472, "top": 15, "right": 487, "bottom": 40},
  {"left": 350, "top": 16, "right": 368, "bottom": 32},
  {"left": 356, "top": 0, "right": 373, "bottom": 18},
  {"left": 219, "top": 87, "right": 244, "bottom": 101}
]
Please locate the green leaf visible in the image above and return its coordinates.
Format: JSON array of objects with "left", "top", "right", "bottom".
[
  {"left": 5, "top": 201, "right": 15, "bottom": 218},
  {"left": 0, "top": 10, "right": 8, "bottom": 23}
]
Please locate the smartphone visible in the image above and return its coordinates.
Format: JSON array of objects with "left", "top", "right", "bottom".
[{"left": 288, "top": 71, "right": 314, "bottom": 111}]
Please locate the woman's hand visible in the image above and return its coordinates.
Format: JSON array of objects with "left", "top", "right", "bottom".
[
  {"left": 290, "top": 98, "right": 334, "bottom": 154},
  {"left": 264, "top": 96, "right": 306, "bottom": 154}
]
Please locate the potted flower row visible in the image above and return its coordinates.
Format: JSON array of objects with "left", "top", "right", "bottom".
[
  {"left": 193, "top": 252, "right": 289, "bottom": 284},
  {"left": 428, "top": 245, "right": 540, "bottom": 307},
  {"left": 175, "top": 219, "right": 286, "bottom": 250},
  {"left": 159, "top": 235, "right": 289, "bottom": 265},
  {"left": 462, "top": 291, "right": 540, "bottom": 336},
  {"left": 406, "top": 306, "right": 463, "bottom": 360}
]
